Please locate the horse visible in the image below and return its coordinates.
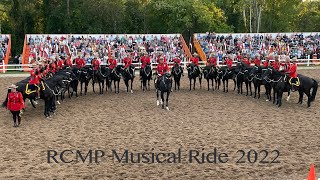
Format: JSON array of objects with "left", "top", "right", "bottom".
[
  {"left": 91, "top": 66, "right": 108, "bottom": 95},
  {"left": 186, "top": 63, "right": 202, "bottom": 90},
  {"left": 110, "top": 65, "right": 121, "bottom": 93},
  {"left": 218, "top": 66, "right": 236, "bottom": 92},
  {"left": 262, "top": 67, "right": 291, "bottom": 107},
  {"left": 171, "top": 62, "right": 183, "bottom": 91},
  {"left": 141, "top": 64, "right": 152, "bottom": 91},
  {"left": 202, "top": 65, "right": 217, "bottom": 91},
  {"left": 69, "top": 67, "right": 80, "bottom": 97},
  {"left": 100, "top": 65, "right": 111, "bottom": 92},
  {"left": 121, "top": 64, "right": 135, "bottom": 93},
  {"left": 79, "top": 66, "right": 92, "bottom": 96},
  {"left": 291, "top": 74, "right": 318, "bottom": 107},
  {"left": 155, "top": 73, "right": 172, "bottom": 111},
  {"left": 2, "top": 77, "right": 38, "bottom": 110}
]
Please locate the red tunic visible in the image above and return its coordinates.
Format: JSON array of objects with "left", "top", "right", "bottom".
[
  {"left": 272, "top": 61, "right": 280, "bottom": 71},
  {"left": 57, "top": 59, "right": 64, "bottom": 69},
  {"left": 76, "top": 58, "right": 86, "bottom": 69},
  {"left": 225, "top": 58, "right": 233, "bottom": 69},
  {"left": 65, "top": 58, "right": 73, "bottom": 67},
  {"left": 93, "top": 59, "right": 100, "bottom": 70},
  {"left": 123, "top": 57, "right": 132, "bottom": 69},
  {"left": 206, "top": 57, "right": 217, "bottom": 67},
  {"left": 141, "top": 56, "right": 151, "bottom": 68},
  {"left": 190, "top": 57, "right": 199, "bottom": 66},
  {"left": 29, "top": 70, "right": 40, "bottom": 84},
  {"left": 242, "top": 58, "right": 250, "bottom": 66},
  {"left": 7, "top": 92, "right": 25, "bottom": 111},
  {"left": 289, "top": 63, "right": 297, "bottom": 78},
  {"left": 253, "top": 58, "right": 261, "bottom": 66},
  {"left": 157, "top": 63, "right": 169, "bottom": 75},
  {"left": 109, "top": 58, "right": 117, "bottom": 70},
  {"left": 263, "top": 60, "right": 269, "bottom": 68},
  {"left": 172, "top": 58, "right": 182, "bottom": 65}
]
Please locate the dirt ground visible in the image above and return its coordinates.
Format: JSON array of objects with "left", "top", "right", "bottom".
[{"left": 0, "top": 68, "right": 319, "bottom": 180}]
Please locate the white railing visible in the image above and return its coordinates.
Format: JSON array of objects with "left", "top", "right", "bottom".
[{"left": 1, "top": 59, "right": 320, "bottom": 73}]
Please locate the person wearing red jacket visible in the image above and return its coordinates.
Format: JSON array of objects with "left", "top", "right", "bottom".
[
  {"left": 263, "top": 58, "right": 270, "bottom": 68},
  {"left": 6, "top": 84, "right": 25, "bottom": 127},
  {"left": 108, "top": 57, "right": 117, "bottom": 72},
  {"left": 29, "top": 66, "right": 41, "bottom": 99},
  {"left": 252, "top": 54, "right": 261, "bottom": 66},
  {"left": 65, "top": 57, "right": 73, "bottom": 67},
  {"left": 242, "top": 56, "right": 250, "bottom": 66},
  {"left": 271, "top": 56, "right": 280, "bottom": 71},
  {"left": 190, "top": 53, "right": 199, "bottom": 66},
  {"left": 172, "top": 55, "right": 182, "bottom": 66},
  {"left": 157, "top": 57, "right": 169, "bottom": 76},
  {"left": 282, "top": 56, "right": 291, "bottom": 73},
  {"left": 140, "top": 53, "right": 151, "bottom": 80},
  {"left": 289, "top": 57, "right": 299, "bottom": 90},
  {"left": 123, "top": 54, "right": 133, "bottom": 72},
  {"left": 93, "top": 58, "right": 100, "bottom": 71},
  {"left": 75, "top": 56, "right": 86, "bottom": 69},
  {"left": 57, "top": 58, "right": 64, "bottom": 70},
  {"left": 225, "top": 55, "right": 233, "bottom": 69}
]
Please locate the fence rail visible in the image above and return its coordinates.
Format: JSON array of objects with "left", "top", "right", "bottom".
[{"left": 1, "top": 59, "right": 320, "bottom": 73}]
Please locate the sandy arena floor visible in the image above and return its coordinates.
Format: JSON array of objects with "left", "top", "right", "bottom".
[{"left": 0, "top": 69, "right": 319, "bottom": 180}]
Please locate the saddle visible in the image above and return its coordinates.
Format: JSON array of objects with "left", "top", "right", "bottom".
[
  {"left": 25, "top": 82, "right": 45, "bottom": 95},
  {"left": 289, "top": 77, "right": 300, "bottom": 87}
]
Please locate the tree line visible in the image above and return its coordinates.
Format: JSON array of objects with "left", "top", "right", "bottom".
[{"left": 0, "top": 0, "right": 319, "bottom": 56}]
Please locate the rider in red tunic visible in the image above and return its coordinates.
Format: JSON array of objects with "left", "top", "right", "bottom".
[
  {"left": 172, "top": 55, "right": 182, "bottom": 66},
  {"left": 108, "top": 57, "right": 117, "bottom": 72},
  {"left": 289, "top": 57, "right": 299, "bottom": 90},
  {"left": 263, "top": 57, "right": 270, "bottom": 68},
  {"left": 29, "top": 65, "right": 40, "bottom": 99},
  {"left": 123, "top": 54, "right": 132, "bottom": 72},
  {"left": 271, "top": 56, "right": 280, "bottom": 71},
  {"left": 157, "top": 57, "right": 169, "bottom": 76},
  {"left": 225, "top": 55, "right": 233, "bottom": 69},
  {"left": 140, "top": 53, "right": 151, "bottom": 80},
  {"left": 252, "top": 54, "right": 261, "bottom": 66},
  {"left": 75, "top": 56, "right": 86, "bottom": 69},
  {"left": 7, "top": 84, "right": 25, "bottom": 127},
  {"left": 242, "top": 56, "right": 251, "bottom": 66},
  {"left": 57, "top": 58, "right": 64, "bottom": 70},
  {"left": 93, "top": 58, "right": 100, "bottom": 71},
  {"left": 65, "top": 57, "right": 73, "bottom": 67}
]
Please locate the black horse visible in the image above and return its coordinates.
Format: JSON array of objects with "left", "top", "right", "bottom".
[
  {"left": 69, "top": 67, "right": 80, "bottom": 97},
  {"left": 186, "top": 63, "right": 202, "bottom": 90},
  {"left": 141, "top": 64, "right": 152, "bottom": 91},
  {"left": 2, "top": 77, "right": 38, "bottom": 109},
  {"left": 79, "top": 66, "right": 92, "bottom": 96},
  {"left": 291, "top": 75, "right": 318, "bottom": 107},
  {"left": 92, "top": 66, "right": 108, "bottom": 95},
  {"left": 171, "top": 62, "right": 183, "bottom": 91},
  {"left": 202, "top": 65, "right": 217, "bottom": 91},
  {"left": 110, "top": 65, "right": 121, "bottom": 93},
  {"left": 121, "top": 65, "right": 135, "bottom": 93},
  {"left": 155, "top": 73, "right": 172, "bottom": 111},
  {"left": 262, "top": 67, "right": 291, "bottom": 107},
  {"left": 219, "top": 66, "right": 236, "bottom": 92}
]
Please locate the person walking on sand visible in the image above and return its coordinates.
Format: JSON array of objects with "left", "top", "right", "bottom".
[{"left": 6, "top": 84, "right": 25, "bottom": 127}]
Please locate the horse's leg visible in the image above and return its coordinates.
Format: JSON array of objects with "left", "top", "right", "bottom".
[
  {"left": 240, "top": 81, "right": 243, "bottom": 94},
  {"left": 199, "top": 76, "right": 202, "bottom": 89},
  {"left": 245, "top": 81, "right": 249, "bottom": 96},
  {"left": 273, "top": 87, "right": 277, "bottom": 104},
  {"left": 114, "top": 80, "right": 116, "bottom": 94},
  {"left": 298, "top": 90, "right": 303, "bottom": 104},
  {"left": 286, "top": 89, "right": 291, "bottom": 102},
  {"left": 278, "top": 90, "right": 283, "bottom": 107},
  {"left": 99, "top": 82, "right": 102, "bottom": 95},
  {"left": 237, "top": 79, "right": 240, "bottom": 94},
  {"left": 212, "top": 78, "right": 214, "bottom": 91},
  {"left": 258, "top": 82, "right": 261, "bottom": 99},
  {"left": 226, "top": 79, "right": 229, "bottom": 92},
  {"left": 194, "top": 78, "right": 196, "bottom": 90},
  {"left": 85, "top": 81, "right": 88, "bottom": 95},
  {"left": 249, "top": 81, "right": 252, "bottom": 96},
  {"left": 161, "top": 91, "right": 165, "bottom": 110},
  {"left": 166, "top": 92, "right": 169, "bottom": 111},
  {"left": 207, "top": 79, "right": 210, "bottom": 91},
  {"left": 233, "top": 79, "right": 236, "bottom": 91},
  {"left": 306, "top": 90, "right": 312, "bottom": 107},
  {"left": 223, "top": 80, "right": 225, "bottom": 92},
  {"left": 189, "top": 78, "right": 192, "bottom": 91},
  {"left": 156, "top": 89, "right": 160, "bottom": 106},
  {"left": 131, "top": 79, "right": 133, "bottom": 94},
  {"left": 253, "top": 82, "right": 257, "bottom": 98},
  {"left": 117, "top": 81, "right": 120, "bottom": 93},
  {"left": 80, "top": 82, "right": 83, "bottom": 96}
]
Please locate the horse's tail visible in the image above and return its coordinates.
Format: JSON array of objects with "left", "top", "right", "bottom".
[
  {"left": 2, "top": 89, "right": 10, "bottom": 108},
  {"left": 311, "top": 79, "right": 318, "bottom": 102}
]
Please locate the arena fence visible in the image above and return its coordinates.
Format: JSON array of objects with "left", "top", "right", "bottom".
[{"left": 1, "top": 58, "right": 320, "bottom": 73}]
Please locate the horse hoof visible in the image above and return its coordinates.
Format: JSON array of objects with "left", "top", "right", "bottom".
[
  {"left": 57, "top": 101, "right": 60, "bottom": 105},
  {"left": 131, "top": 90, "right": 133, "bottom": 94},
  {"left": 157, "top": 100, "right": 159, "bottom": 106},
  {"left": 161, "top": 100, "right": 163, "bottom": 105},
  {"left": 166, "top": 107, "right": 169, "bottom": 111},
  {"left": 286, "top": 96, "right": 290, "bottom": 101},
  {"left": 266, "top": 99, "right": 269, "bottom": 102}
]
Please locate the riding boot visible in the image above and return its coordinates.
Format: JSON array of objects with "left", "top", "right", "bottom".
[{"left": 18, "top": 116, "right": 21, "bottom": 126}]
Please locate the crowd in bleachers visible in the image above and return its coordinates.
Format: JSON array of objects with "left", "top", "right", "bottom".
[
  {"left": 0, "top": 35, "right": 9, "bottom": 61},
  {"left": 197, "top": 32, "right": 320, "bottom": 62},
  {"left": 27, "top": 34, "right": 186, "bottom": 65}
]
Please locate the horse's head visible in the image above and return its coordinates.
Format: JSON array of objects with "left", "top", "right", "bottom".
[
  {"left": 144, "top": 65, "right": 152, "bottom": 76},
  {"left": 261, "top": 67, "right": 273, "bottom": 81}
]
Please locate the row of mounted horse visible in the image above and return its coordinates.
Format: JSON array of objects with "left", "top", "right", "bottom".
[{"left": 185, "top": 63, "right": 318, "bottom": 108}]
